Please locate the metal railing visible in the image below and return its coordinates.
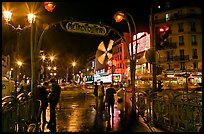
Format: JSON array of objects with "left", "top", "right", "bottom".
[
  {"left": 2, "top": 92, "right": 33, "bottom": 132},
  {"left": 133, "top": 89, "right": 202, "bottom": 132}
]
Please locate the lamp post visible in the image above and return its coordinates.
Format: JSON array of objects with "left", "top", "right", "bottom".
[
  {"left": 16, "top": 60, "right": 23, "bottom": 82},
  {"left": 72, "top": 62, "right": 76, "bottom": 82},
  {"left": 3, "top": 10, "right": 33, "bottom": 85},
  {"left": 40, "top": 52, "right": 46, "bottom": 82},
  {"left": 114, "top": 11, "right": 138, "bottom": 118}
]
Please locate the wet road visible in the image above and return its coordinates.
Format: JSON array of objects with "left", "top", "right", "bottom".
[{"left": 44, "top": 87, "right": 158, "bottom": 132}]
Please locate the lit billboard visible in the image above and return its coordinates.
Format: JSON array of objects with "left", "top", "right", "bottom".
[{"left": 129, "top": 32, "right": 150, "bottom": 55}]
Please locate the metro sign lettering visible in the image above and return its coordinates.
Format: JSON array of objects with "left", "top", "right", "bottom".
[{"left": 65, "top": 21, "right": 107, "bottom": 36}]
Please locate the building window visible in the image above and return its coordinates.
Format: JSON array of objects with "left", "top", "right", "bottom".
[
  {"left": 178, "top": 23, "right": 184, "bottom": 32},
  {"left": 192, "top": 49, "right": 198, "bottom": 59},
  {"left": 180, "top": 62, "right": 185, "bottom": 70},
  {"left": 167, "top": 51, "right": 173, "bottom": 61},
  {"left": 165, "top": 13, "right": 170, "bottom": 21},
  {"left": 191, "top": 35, "right": 197, "bottom": 45},
  {"left": 168, "top": 64, "right": 172, "bottom": 70},
  {"left": 179, "top": 36, "right": 184, "bottom": 45},
  {"left": 190, "top": 22, "right": 196, "bottom": 32},
  {"left": 193, "top": 62, "right": 198, "bottom": 69},
  {"left": 180, "top": 49, "right": 184, "bottom": 60}
]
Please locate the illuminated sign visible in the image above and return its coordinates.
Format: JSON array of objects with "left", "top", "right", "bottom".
[
  {"left": 96, "top": 69, "right": 105, "bottom": 75},
  {"left": 65, "top": 21, "right": 107, "bottom": 36},
  {"left": 129, "top": 32, "right": 150, "bottom": 55}
]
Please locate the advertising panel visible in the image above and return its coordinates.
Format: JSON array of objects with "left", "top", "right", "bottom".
[{"left": 129, "top": 32, "right": 150, "bottom": 55}]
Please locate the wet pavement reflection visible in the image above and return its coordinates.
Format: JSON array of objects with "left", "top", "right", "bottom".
[{"left": 43, "top": 87, "right": 154, "bottom": 132}]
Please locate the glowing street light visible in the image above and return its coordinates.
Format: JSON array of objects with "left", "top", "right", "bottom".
[
  {"left": 3, "top": 10, "right": 35, "bottom": 84},
  {"left": 17, "top": 60, "right": 23, "bottom": 67},
  {"left": 114, "top": 12, "right": 125, "bottom": 22},
  {"left": 72, "top": 62, "right": 76, "bottom": 67},
  {"left": 72, "top": 62, "right": 76, "bottom": 81},
  {"left": 114, "top": 10, "right": 138, "bottom": 118},
  {"left": 50, "top": 56, "right": 55, "bottom": 62},
  {"left": 41, "top": 55, "right": 46, "bottom": 61},
  {"left": 48, "top": 66, "right": 51, "bottom": 71},
  {"left": 3, "top": 10, "right": 12, "bottom": 22},
  {"left": 16, "top": 60, "right": 23, "bottom": 82},
  {"left": 27, "top": 13, "right": 36, "bottom": 24}
]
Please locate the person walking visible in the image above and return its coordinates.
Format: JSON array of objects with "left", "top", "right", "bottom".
[
  {"left": 105, "top": 83, "right": 116, "bottom": 118},
  {"left": 93, "top": 82, "right": 98, "bottom": 97},
  {"left": 98, "top": 81, "right": 105, "bottom": 114},
  {"left": 116, "top": 83, "right": 125, "bottom": 118},
  {"left": 93, "top": 82, "right": 98, "bottom": 109},
  {"left": 38, "top": 81, "right": 49, "bottom": 132},
  {"left": 47, "top": 78, "right": 61, "bottom": 132}
]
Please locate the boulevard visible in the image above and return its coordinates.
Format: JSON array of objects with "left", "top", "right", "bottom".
[
  {"left": 2, "top": 1, "right": 202, "bottom": 132},
  {"left": 44, "top": 86, "right": 160, "bottom": 132}
]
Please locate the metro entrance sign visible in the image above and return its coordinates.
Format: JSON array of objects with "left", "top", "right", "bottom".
[{"left": 60, "top": 20, "right": 108, "bottom": 36}]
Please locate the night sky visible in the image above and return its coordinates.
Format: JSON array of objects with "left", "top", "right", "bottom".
[
  {"left": 40, "top": 1, "right": 151, "bottom": 58},
  {"left": 2, "top": 1, "right": 152, "bottom": 75}
]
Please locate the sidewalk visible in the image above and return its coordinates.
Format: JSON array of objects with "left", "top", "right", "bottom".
[
  {"left": 124, "top": 91, "right": 164, "bottom": 132},
  {"left": 42, "top": 88, "right": 164, "bottom": 132}
]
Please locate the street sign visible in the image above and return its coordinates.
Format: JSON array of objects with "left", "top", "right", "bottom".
[{"left": 60, "top": 20, "right": 108, "bottom": 36}]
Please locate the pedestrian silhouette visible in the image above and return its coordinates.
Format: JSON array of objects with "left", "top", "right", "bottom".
[
  {"left": 47, "top": 78, "right": 61, "bottom": 132},
  {"left": 93, "top": 82, "right": 98, "bottom": 110},
  {"left": 38, "top": 81, "right": 49, "bottom": 131},
  {"left": 105, "top": 84, "right": 116, "bottom": 118},
  {"left": 116, "top": 83, "right": 125, "bottom": 118},
  {"left": 93, "top": 82, "right": 98, "bottom": 97},
  {"left": 98, "top": 81, "right": 105, "bottom": 117}
]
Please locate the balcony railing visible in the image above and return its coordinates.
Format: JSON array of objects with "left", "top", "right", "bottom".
[
  {"left": 192, "top": 55, "right": 198, "bottom": 59},
  {"left": 155, "top": 14, "right": 201, "bottom": 24},
  {"left": 159, "top": 55, "right": 189, "bottom": 62},
  {"left": 164, "top": 42, "right": 177, "bottom": 50}
]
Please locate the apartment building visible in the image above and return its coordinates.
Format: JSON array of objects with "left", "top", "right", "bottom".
[{"left": 154, "top": 5, "right": 202, "bottom": 73}]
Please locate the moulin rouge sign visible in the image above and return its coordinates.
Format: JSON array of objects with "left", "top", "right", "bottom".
[{"left": 64, "top": 21, "right": 107, "bottom": 36}]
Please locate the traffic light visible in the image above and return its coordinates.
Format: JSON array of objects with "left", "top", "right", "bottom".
[
  {"left": 157, "top": 80, "right": 163, "bottom": 92},
  {"left": 155, "top": 26, "right": 170, "bottom": 50}
]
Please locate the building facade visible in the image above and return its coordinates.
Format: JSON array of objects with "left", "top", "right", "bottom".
[
  {"left": 155, "top": 6, "right": 202, "bottom": 71},
  {"left": 154, "top": 4, "right": 202, "bottom": 86}
]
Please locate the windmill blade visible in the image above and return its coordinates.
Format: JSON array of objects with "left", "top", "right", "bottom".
[
  {"left": 107, "top": 39, "right": 114, "bottom": 51},
  {"left": 107, "top": 53, "right": 112, "bottom": 59},
  {"left": 96, "top": 49, "right": 104, "bottom": 57},
  {"left": 98, "top": 53, "right": 106, "bottom": 64},
  {"left": 98, "top": 41, "right": 106, "bottom": 52}
]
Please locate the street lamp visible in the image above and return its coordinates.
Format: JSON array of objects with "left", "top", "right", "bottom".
[
  {"left": 114, "top": 11, "right": 138, "bottom": 118},
  {"left": 48, "top": 66, "right": 51, "bottom": 71},
  {"left": 3, "top": 10, "right": 34, "bottom": 84},
  {"left": 40, "top": 53, "right": 46, "bottom": 82},
  {"left": 16, "top": 60, "right": 23, "bottom": 82},
  {"left": 72, "top": 62, "right": 76, "bottom": 81},
  {"left": 41, "top": 55, "right": 46, "bottom": 61},
  {"left": 50, "top": 55, "right": 55, "bottom": 62}
]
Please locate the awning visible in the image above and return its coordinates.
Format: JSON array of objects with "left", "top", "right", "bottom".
[
  {"left": 137, "top": 74, "right": 165, "bottom": 81},
  {"left": 136, "top": 55, "right": 147, "bottom": 65}
]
